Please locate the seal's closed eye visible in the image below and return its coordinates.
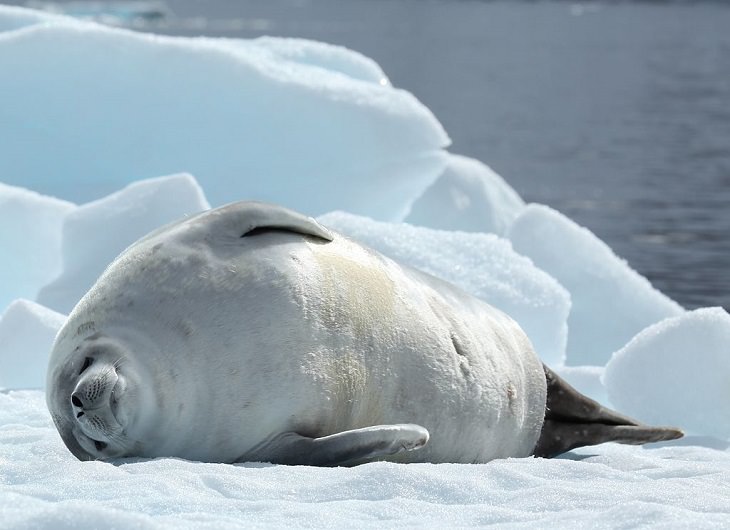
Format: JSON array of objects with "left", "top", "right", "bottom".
[
  {"left": 79, "top": 357, "right": 93, "bottom": 375},
  {"left": 242, "top": 226, "right": 306, "bottom": 238},
  {"left": 212, "top": 201, "right": 334, "bottom": 242}
]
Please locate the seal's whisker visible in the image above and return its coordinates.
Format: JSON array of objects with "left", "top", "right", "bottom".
[{"left": 105, "top": 428, "right": 138, "bottom": 450}]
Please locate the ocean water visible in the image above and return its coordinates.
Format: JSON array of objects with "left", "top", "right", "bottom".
[{"left": 10, "top": 0, "right": 730, "bottom": 310}]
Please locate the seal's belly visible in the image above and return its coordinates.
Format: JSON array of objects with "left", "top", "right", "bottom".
[{"left": 235, "top": 234, "right": 546, "bottom": 463}]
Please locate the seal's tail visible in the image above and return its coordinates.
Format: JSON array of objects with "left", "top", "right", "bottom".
[{"left": 533, "top": 365, "right": 683, "bottom": 458}]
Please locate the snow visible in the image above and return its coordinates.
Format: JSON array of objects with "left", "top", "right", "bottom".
[
  {"left": 406, "top": 153, "right": 525, "bottom": 236},
  {"left": 0, "top": 300, "right": 66, "bottom": 390},
  {"left": 1, "top": 391, "right": 729, "bottom": 528},
  {"left": 317, "top": 211, "right": 569, "bottom": 366},
  {"left": 0, "top": 4, "right": 729, "bottom": 527},
  {"left": 604, "top": 307, "right": 730, "bottom": 440},
  {"left": 509, "top": 204, "right": 685, "bottom": 366},
  {"left": 37, "top": 173, "right": 210, "bottom": 314},
  {"left": 0, "top": 5, "right": 448, "bottom": 219},
  {"left": 0, "top": 182, "right": 75, "bottom": 311}
]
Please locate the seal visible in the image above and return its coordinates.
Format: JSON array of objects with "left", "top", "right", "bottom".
[{"left": 46, "top": 201, "right": 682, "bottom": 464}]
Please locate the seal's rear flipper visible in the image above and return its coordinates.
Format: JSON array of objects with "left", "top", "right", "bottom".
[
  {"left": 533, "top": 365, "right": 683, "bottom": 458},
  {"left": 268, "top": 424, "right": 429, "bottom": 466}
]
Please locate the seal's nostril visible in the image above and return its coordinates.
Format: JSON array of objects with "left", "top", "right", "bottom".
[
  {"left": 71, "top": 394, "right": 83, "bottom": 408},
  {"left": 94, "top": 440, "right": 107, "bottom": 451}
]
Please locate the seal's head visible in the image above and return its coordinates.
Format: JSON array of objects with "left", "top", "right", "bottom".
[{"left": 46, "top": 330, "right": 159, "bottom": 461}]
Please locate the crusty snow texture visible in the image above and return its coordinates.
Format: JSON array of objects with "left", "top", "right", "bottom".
[{"left": 1, "top": 391, "right": 729, "bottom": 529}]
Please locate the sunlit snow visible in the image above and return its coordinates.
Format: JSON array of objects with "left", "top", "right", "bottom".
[
  {"left": 509, "top": 204, "right": 684, "bottom": 366},
  {"left": 37, "top": 173, "right": 210, "bottom": 314}
]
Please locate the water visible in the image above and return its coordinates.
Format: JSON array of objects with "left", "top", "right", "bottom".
[{"left": 14, "top": 0, "right": 730, "bottom": 310}]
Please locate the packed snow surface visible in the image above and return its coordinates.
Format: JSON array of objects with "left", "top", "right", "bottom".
[
  {"left": 2, "top": 391, "right": 729, "bottom": 529},
  {"left": 1, "top": 4, "right": 729, "bottom": 528}
]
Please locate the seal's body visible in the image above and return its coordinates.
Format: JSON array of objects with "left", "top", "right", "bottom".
[{"left": 46, "top": 202, "right": 682, "bottom": 464}]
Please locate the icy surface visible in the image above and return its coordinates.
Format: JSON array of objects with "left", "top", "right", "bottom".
[
  {"left": 0, "top": 5, "right": 448, "bottom": 219},
  {"left": 318, "top": 211, "right": 569, "bottom": 366},
  {"left": 37, "top": 174, "right": 210, "bottom": 314},
  {"left": 406, "top": 153, "right": 525, "bottom": 236},
  {"left": 0, "top": 300, "right": 66, "bottom": 390},
  {"left": 509, "top": 204, "right": 684, "bottom": 366},
  {"left": 1, "top": 391, "right": 728, "bottom": 528},
  {"left": 0, "top": 182, "right": 75, "bottom": 311},
  {"left": 604, "top": 307, "right": 730, "bottom": 440}
]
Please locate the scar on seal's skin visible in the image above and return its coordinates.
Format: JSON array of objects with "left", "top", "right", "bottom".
[{"left": 76, "top": 321, "right": 96, "bottom": 336}]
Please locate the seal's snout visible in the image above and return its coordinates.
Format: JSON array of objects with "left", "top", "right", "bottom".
[{"left": 71, "top": 366, "right": 119, "bottom": 418}]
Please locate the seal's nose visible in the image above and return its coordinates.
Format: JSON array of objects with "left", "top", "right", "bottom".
[
  {"left": 71, "top": 384, "right": 102, "bottom": 410},
  {"left": 71, "top": 389, "right": 96, "bottom": 417},
  {"left": 71, "top": 368, "right": 118, "bottom": 414},
  {"left": 71, "top": 393, "right": 84, "bottom": 409},
  {"left": 71, "top": 391, "right": 88, "bottom": 419}
]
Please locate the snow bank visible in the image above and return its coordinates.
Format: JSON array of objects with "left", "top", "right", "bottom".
[
  {"left": 508, "top": 204, "right": 684, "bottom": 366},
  {"left": 0, "top": 182, "right": 76, "bottom": 311},
  {"left": 318, "top": 211, "right": 570, "bottom": 366},
  {"left": 37, "top": 174, "right": 210, "bottom": 314},
  {"left": 604, "top": 307, "right": 730, "bottom": 440},
  {"left": 239, "top": 36, "right": 390, "bottom": 86},
  {"left": 1, "top": 390, "right": 729, "bottom": 528},
  {"left": 0, "top": 300, "right": 65, "bottom": 390},
  {"left": 406, "top": 153, "right": 525, "bottom": 236},
  {"left": 0, "top": 5, "right": 448, "bottom": 219}
]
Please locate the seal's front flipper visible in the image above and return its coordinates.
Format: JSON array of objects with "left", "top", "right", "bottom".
[
  {"left": 270, "top": 424, "right": 429, "bottom": 466},
  {"left": 533, "top": 365, "right": 683, "bottom": 458}
]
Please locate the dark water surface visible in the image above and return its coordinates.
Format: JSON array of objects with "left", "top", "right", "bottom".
[{"left": 15, "top": 0, "right": 730, "bottom": 310}]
